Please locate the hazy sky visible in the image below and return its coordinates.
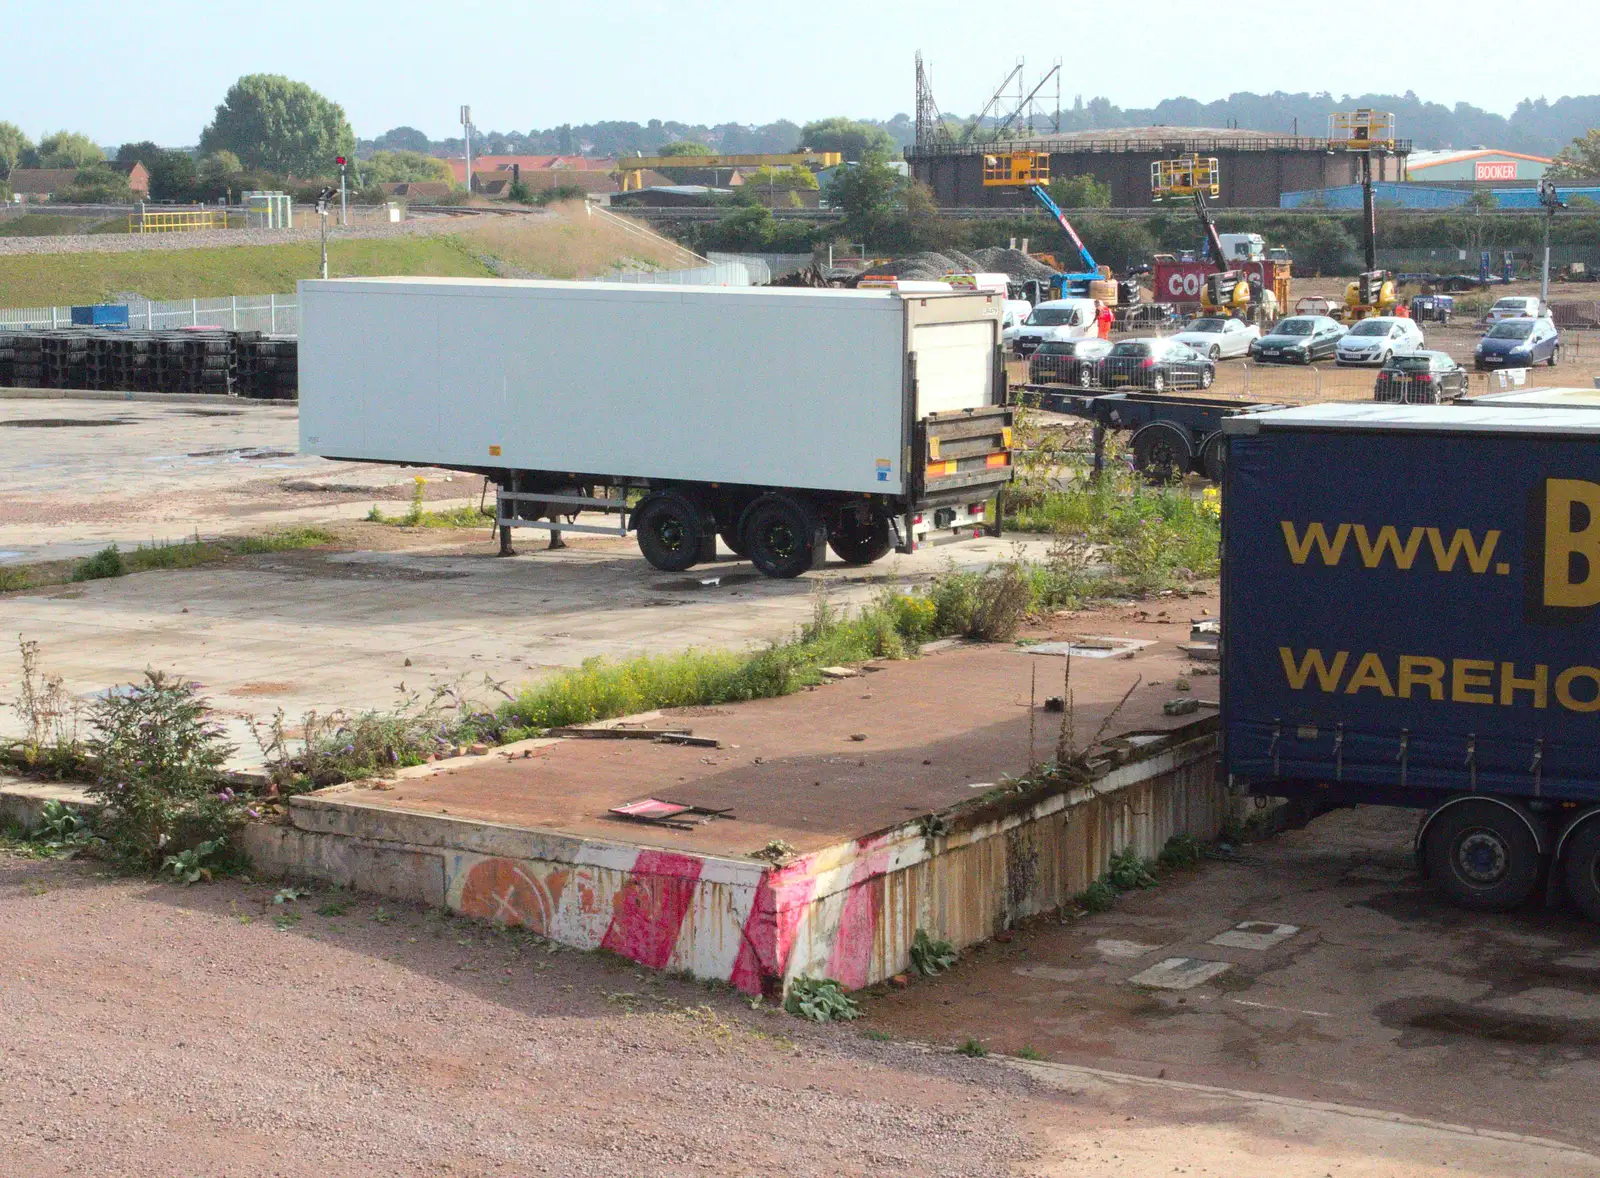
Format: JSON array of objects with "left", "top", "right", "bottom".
[{"left": 7, "top": 0, "right": 1596, "bottom": 146}]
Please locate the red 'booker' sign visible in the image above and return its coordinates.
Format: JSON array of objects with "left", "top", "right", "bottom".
[{"left": 1475, "top": 160, "right": 1519, "bottom": 182}]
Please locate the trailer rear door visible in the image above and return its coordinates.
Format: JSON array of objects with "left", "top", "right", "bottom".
[{"left": 912, "top": 320, "right": 997, "bottom": 414}]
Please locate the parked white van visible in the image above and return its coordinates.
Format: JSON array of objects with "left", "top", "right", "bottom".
[{"left": 1007, "top": 297, "right": 1099, "bottom": 356}]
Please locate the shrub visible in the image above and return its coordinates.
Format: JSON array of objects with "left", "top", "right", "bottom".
[
  {"left": 86, "top": 671, "right": 243, "bottom": 869},
  {"left": 970, "top": 562, "right": 1032, "bottom": 642},
  {"left": 71, "top": 544, "right": 124, "bottom": 581}
]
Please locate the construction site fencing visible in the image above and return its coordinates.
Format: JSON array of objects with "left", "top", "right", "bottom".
[
  {"left": 0, "top": 295, "right": 298, "bottom": 336},
  {"left": 596, "top": 256, "right": 768, "bottom": 286}
]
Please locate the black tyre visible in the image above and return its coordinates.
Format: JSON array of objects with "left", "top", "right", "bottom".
[
  {"left": 1423, "top": 800, "right": 1541, "bottom": 913},
  {"left": 634, "top": 492, "right": 707, "bottom": 572},
  {"left": 1131, "top": 421, "right": 1193, "bottom": 483},
  {"left": 1199, "top": 431, "right": 1226, "bottom": 483},
  {"left": 1550, "top": 346, "right": 1561, "bottom": 367},
  {"left": 719, "top": 528, "right": 749, "bottom": 558},
  {"left": 1199, "top": 366, "right": 1214, "bottom": 389},
  {"left": 1561, "top": 819, "right": 1600, "bottom": 923},
  {"left": 1208, "top": 345, "right": 1221, "bottom": 361},
  {"left": 743, "top": 494, "right": 823, "bottom": 579},
  {"left": 1077, "top": 364, "right": 1095, "bottom": 389},
  {"left": 829, "top": 513, "right": 893, "bottom": 565},
  {"left": 1150, "top": 370, "right": 1167, "bottom": 393}
]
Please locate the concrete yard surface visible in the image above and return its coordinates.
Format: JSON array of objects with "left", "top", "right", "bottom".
[
  {"left": 864, "top": 803, "right": 1600, "bottom": 1160},
  {"left": 0, "top": 525, "right": 1050, "bottom": 760}
]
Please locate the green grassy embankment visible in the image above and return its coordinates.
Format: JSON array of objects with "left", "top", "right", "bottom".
[{"left": 0, "top": 234, "right": 495, "bottom": 306}]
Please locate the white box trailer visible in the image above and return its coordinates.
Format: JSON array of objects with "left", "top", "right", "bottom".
[{"left": 298, "top": 278, "right": 1013, "bottom": 577}]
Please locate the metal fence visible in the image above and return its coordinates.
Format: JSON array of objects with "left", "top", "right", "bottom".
[
  {"left": 0, "top": 295, "right": 298, "bottom": 336},
  {"left": 595, "top": 255, "right": 771, "bottom": 286}
]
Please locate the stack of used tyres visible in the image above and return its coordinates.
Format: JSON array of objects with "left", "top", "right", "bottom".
[{"left": 0, "top": 328, "right": 297, "bottom": 399}]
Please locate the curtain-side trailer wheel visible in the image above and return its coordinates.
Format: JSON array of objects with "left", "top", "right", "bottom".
[
  {"left": 1560, "top": 820, "right": 1600, "bottom": 923},
  {"left": 1422, "top": 800, "right": 1541, "bottom": 913},
  {"left": 635, "top": 493, "right": 707, "bottom": 572},
  {"left": 744, "top": 494, "right": 823, "bottom": 578},
  {"left": 828, "top": 512, "right": 893, "bottom": 565}
]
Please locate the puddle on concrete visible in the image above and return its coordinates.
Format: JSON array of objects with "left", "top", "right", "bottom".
[
  {"left": 180, "top": 409, "right": 245, "bottom": 418},
  {"left": 657, "top": 572, "right": 762, "bottom": 591},
  {"left": 1, "top": 418, "right": 131, "bottom": 428},
  {"left": 186, "top": 446, "right": 295, "bottom": 459},
  {"left": 1380, "top": 996, "right": 1600, "bottom": 1049}
]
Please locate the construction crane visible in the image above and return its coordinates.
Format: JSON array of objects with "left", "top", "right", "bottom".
[
  {"left": 983, "top": 151, "right": 1105, "bottom": 299},
  {"left": 1150, "top": 155, "right": 1250, "bottom": 314},
  {"left": 1330, "top": 110, "right": 1399, "bottom": 320}
]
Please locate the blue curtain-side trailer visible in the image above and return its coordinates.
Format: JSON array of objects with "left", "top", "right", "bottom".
[{"left": 1221, "top": 403, "right": 1600, "bottom": 918}]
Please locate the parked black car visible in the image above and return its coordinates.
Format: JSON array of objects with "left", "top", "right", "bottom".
[
  {"left": 1249, "top": 315, "right": 1345, "bottom": 364},
  {"left": 1027, "top": 338, "right": 1113, "bottom": 387},
  {"left": 1374, "top": 350, "right": 1469, "bottom": 403},
  {"left": 1095, "top": 337, "right": 1216, "bottom": 392}
]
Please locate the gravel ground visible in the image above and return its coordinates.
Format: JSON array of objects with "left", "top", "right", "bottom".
[
  {"left": 0, "top": 216, "right": 486, "bottom": 258},
  {"left": 0, "top": 851, "right": 1033, "bottom": 1177}
]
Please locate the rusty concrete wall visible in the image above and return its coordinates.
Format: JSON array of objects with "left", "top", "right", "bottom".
[
  {"left": 780, "top": 734, "right": 1223, "bottom": 989},
  {"left": 243, "top": 733, "right": 1221, "bottom": 995}
]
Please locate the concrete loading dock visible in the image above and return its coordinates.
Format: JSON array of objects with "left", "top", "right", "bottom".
[{"left": 246, "top": 620, "right": 1227, "bottom": 993}]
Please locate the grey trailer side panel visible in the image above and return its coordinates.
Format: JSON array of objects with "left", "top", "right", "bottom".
[{"left": 298, "top": 279, "right": 940, "bottom": 497}]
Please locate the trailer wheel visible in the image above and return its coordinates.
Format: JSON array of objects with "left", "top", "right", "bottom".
[
  {"left": 1130, "top": 421, "right": 1193, "bottom": 483},
  {"left": 743, "top": 494, "right": 824, "bottom": 579},
  {"left": 635, "top": 492, "right": 708, "bottom": 572},
  {"left": 1560, "top": 818, "right": 1600, "bottom": 923},
  {"left": 1422, "top": 799, "right": 1541, "bottom": 913},
  {"left": 828, "top": 512, "right": 893, "bottom": 565},
  {"left": 1199, "top": 432, "right": 1226, "bottom": 483}
]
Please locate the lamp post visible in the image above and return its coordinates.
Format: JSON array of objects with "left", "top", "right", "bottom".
[
  {"left": 460, "top": 105, "right": 473, "bottom": 196},
  {"left": 1538, "top": 177, "right": 1565, "bottom": 305},
  {"left": 337, "top": 156, "right": 348, "bottom": 226},
  {"left": 315, "top": 186, "right": 333, "bottom": 279}
]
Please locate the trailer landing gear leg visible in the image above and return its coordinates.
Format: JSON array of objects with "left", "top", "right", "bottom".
[{"left": 497, "top": 522, "right": 516, "bottom": 557}]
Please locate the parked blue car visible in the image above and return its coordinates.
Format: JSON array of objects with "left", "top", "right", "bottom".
[{"left": 1474, "top": 317, "right": 1560, "bottom": 369}]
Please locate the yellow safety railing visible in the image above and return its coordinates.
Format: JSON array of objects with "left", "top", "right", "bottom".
[
  {"left": 1150, "top": 155, "right": 1220, "bottom": 201},
  {"left": 128, "top": 210, "right": 232, "bottom": 234},
  {"left": 1329, "top": 109, "right": 1396, "bottom": 151},
  {"left": 982, "top": 151, "right": 1050, "bottom": 187}
]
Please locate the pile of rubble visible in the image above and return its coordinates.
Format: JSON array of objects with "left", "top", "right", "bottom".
[{"left": 857, "top": 247, "right": 1059, "bottom": 284}]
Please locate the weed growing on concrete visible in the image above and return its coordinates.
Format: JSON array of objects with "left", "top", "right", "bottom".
[
  {"left": 0, "top": 567, "right": 29, "bottom": 592},
  {"left": 956, "top": 1038, "right": 989, "bottom": 1057},
  {"left": 1158, "top": 832, "right": 1204, "bottom": 870},
  {"left": 71, "top": 544, "right": 125, "bottom": 581},
  {"left": 234, "top": 528, "right": 335, "bottom": 554},
  {"left": 7, "top": 638, "right": 86, "bottom": 776},
  {"left": 910, "top": 928, "right": 958, "bottom": 977},
  {"left": 1105, "top": 847, "right": 1158, "bottom": 892},
  {"left": 250, "top": 678, "right": 515, "bottom": 792},
  {"left": 366, "top": 477, "right": 493, "bottom": 529},
  {"left": 1009, "top": 466, "right": 1221, "bottom": 594},
  {"left": 87, "top": 672, "right": 245, "bottom": 871},
  {"left": 1075, "top": 878, "right": 1117, "bottom": 913},
  {"left": 784, "top": 977, "right": 861, "bottom": 1023}
]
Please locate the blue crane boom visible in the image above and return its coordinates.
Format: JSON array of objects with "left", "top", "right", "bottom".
[{"left": 1029, "top": 184, "right": 1096, "bottom": 273}]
